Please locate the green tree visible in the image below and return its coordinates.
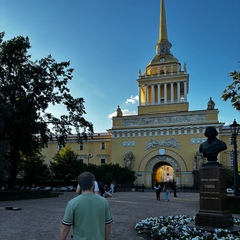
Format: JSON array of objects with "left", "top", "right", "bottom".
[
  {"left": 18, "top": 154, "right": 50, "bottom": 188},
  {"left": 0, "top": 100, "right": 12, "bottom": 184},
  {"left": 221, "top": 67, "right": 240, "bottom": 111},
  {"left": 50, "top": 145, "right": 85, "bottom": 184},
  {"left": 98, "top": 164, "right": 136, "bottom": 186},
  {"left": 0, "top": 33, "right": 93, "bottom": 189}
]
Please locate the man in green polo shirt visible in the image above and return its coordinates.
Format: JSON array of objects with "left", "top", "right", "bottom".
[{"left": 60, "top": 172, "right": 113, "bottom": 240}]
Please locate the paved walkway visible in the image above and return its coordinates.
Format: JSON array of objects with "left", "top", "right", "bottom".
[{"left": 0, "top": 190, "right": 239, "bottom": 240}]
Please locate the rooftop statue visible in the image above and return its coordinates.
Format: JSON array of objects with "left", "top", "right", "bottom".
[
  {"left": 207, "top": 97, "right": 215, "bottom": 110},
  {"left": 116, "top": 105, "right": 123, "bottom": 117}
]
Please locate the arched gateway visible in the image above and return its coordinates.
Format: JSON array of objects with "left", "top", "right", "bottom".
[{"left": 136, "top": 148, "right": 187, "bottom": 188}]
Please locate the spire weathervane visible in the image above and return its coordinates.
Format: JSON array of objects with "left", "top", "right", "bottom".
[{"left": 156, "top": 0, "right": 172, "bottom": 56}]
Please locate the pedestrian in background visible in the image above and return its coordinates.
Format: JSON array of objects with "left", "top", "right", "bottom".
[
  {"left": 154, "top": 181, "right": 161, "bottom": 201},
  {"left": 173, "top": 179, "right": 177, "bottom": 197},
  {"left": 163, "top": 182, "right": 170, "bottom": 202},
  {"left": 109, "top": 181, "right": 116, "bottom": 194}
]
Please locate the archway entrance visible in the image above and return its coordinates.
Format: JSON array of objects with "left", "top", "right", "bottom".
[{"left": 152, "top": 161, "right": 174, "bottom": 186}]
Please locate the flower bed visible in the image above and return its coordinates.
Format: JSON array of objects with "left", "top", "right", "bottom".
[{"left": 135, "top": 215, "right": 240, "bottom": 239}]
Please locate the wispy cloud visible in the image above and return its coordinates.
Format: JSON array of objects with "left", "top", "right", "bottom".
[{"left": 125, "top": 95, "right": 139, "bottom": 104}]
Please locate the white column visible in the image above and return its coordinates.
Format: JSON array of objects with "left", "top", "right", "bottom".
[
  {"left": 171, "top": 83, "right": 174, "bottom": 103},
  {"left": 184, "top": 81, "right": 187, "bottom": 101},
  {"left": 151, "top": 85, "right": 154, "bottom": 104},
  {"left": 164, "top": 83, "right": 167, "bottom": 103},
  {"left": 177, "top": 82, "right": 180, "bottom": 102},
  {"left": 158, "top": 84, "right": 160, "bottom": 104},
  {"left": 139, "top": 86, "right": 141, "bottom": 106},
  {"left": 145, "top": 85, "right": 148, "bottom": 105}
]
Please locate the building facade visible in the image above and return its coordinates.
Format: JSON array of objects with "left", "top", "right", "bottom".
[{"left": 41, "top": 0, "right": 238, "bottom": 188}]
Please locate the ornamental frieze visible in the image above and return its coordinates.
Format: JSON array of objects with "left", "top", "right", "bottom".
[
  {"left": 191, "top": 138, "right": 206, "bottom": 144},
  {"left": 145, "top": 138, "right": 180, "bottom": 150},
  {"left": 122, "top": 114, "right": 206, "bottom": 127},
  {"left": 122, "top": 141, "right": 136, "bottom": 147}
]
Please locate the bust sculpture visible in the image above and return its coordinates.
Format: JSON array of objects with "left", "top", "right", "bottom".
[{"left": 199, "top": 126, "right": 227, "bottom": 162}]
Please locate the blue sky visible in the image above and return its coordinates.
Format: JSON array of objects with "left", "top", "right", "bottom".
[{"left": 1, "top": 0, "right": 240, "bottom": 133}]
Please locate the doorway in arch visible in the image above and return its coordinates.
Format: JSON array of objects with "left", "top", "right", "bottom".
[{"left": 152, "top": 161, "right": 174, "bottom": 187}]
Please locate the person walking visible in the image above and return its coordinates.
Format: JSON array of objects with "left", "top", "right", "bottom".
[
  {"left": 154, "top": 181, "right": 161, "bottom": 201},
  {"left": 164, "top": 182, "right": 170, "bottom": 201},
  {"left": 60, "top": 172, "right": 113, "bottom": 240},
  {"left": 109, "top": 181, "right": 116, "bottom": 194},
  {"left": 173, "top": 179, "right": 177, "bottom": 197}
]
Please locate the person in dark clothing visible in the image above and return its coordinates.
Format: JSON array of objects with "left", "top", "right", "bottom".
[
  {"left": 154, "top": 181, "right": 161, "bottom": 201},
  {"left": 173, "top": 179, "right": 177, "bottom": 197},
  {"left": 98, "top": 181, "right": 105, "bottom": 196}
]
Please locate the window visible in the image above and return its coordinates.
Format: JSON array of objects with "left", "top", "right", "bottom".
[
  {"left": 78, "top": 156, "right": 84, "bottom": 163},
  {"left": 101, "top": 157, "right": 105, "bottom": 165},
  {"left": 101, "top": 142, "right": 106, "bottom": 150},
  {"left": 79, "top": 143, "right": 84, "bottom": 150},
  {"left": 58, "top": 145, "right": 63, "bottom": 151}
]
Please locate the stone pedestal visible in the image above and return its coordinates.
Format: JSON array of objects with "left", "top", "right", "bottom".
[{"left": 195, "top": 163, "right": 234, "bottom": 229}]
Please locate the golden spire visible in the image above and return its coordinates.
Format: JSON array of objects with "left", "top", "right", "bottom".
[
  {"left": 158, "top": 0, "right": 168, "bottom": 43},
  {"left": 155, "top": 0, "right": 172, "bottom": 55}
]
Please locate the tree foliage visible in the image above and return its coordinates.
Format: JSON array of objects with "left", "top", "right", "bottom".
[
  {"left": 50, "top": 145, "right": 85, "bottom": 183},
  {"left": 0, "top": 32, "right": 93, "bottom": 189},
  {"left": 50, "top": 146, "right": 136, "bottom": 187},
  {"left": 221, "top": 67, "right": 240, "bottom": 111},
  {"left": 18, "top": 154, "right": 50, "bottom": 187}
]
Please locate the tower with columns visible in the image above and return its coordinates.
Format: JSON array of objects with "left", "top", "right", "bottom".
[
  {"left": 108, "top": 0, "right": 227, "bottom": 188},
  {"left": 137, "top": 0, "right": 189, "bottom": 115}
]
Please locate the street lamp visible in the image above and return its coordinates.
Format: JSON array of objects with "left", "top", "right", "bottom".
[
  {"left": 86, "top": 153, "right": 93, "bottom": 165},
  {"left": 230, "top": 119, "right": 240, "bottom": 196}
]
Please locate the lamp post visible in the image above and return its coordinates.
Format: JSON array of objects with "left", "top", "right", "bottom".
[
  {"left": 230, "top": 119, "right": 240, "bottom": 196},
  {"left": 86, "top": 153, "right": 93, "bottom": 165}
]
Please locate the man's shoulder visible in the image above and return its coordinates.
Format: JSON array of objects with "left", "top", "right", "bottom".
[{"left": 68, "top": 195, "right": 81, "bottom": 204}]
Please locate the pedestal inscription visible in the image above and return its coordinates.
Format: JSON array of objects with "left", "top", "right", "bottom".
[{"left": 195, "top": 167, "right": 233, "bottom": 228}]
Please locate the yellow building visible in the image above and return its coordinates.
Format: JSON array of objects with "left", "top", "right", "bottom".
[{"left": 41, "top": 0, "right": 238, "bottom": 188}]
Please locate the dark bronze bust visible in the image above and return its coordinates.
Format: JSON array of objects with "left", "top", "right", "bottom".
[{"left": 199, "top": 126, "right": 227, "bottom": 162}]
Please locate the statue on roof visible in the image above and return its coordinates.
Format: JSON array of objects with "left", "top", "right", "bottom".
[
  {"left": 184, "top": 62, "right": 187, "bottom": 73},
  {"left": 116, "top": 105, "right": 123, "bottom": 117},
  {"left": 138, "top": 69, "right": 142, "bottom": 77},
  {"left": 207, "top": 97, "right": 215, "bottom": 110}
]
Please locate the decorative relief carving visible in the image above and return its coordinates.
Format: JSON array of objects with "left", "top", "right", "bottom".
[
  {"left": 122, "top": 141, "right": 136, "bottom": 147},
  {"left": 122, "top": 114, "right": 206, "bottom": 127},
  {"left": 124, "top": 151, "right": 134, "bottom": 169},
  {"left": 145, "top": 138, "right": 180, "bottom": 150},
  {"left": 191, "top": 138, "right": 206, "bottom": 144},
  {"left": 193, "top": 151, "right": 206, "bottom": 170}
]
